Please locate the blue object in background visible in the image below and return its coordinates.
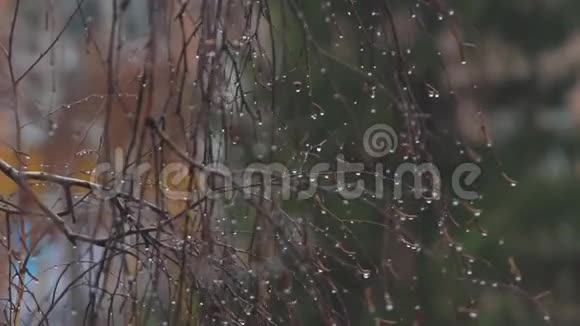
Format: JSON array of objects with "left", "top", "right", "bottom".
[{"left": 11, "top": 221, "right": 42, "bottom": 284}]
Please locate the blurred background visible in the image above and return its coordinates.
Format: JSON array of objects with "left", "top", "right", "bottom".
[
  {"left": 453, "top": 1, "right": 580, "bottom": 324},
  {"left": 1, "top": 0, "right": 580, "bottom": 325}
]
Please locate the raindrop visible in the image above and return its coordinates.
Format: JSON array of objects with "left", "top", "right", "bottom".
[
  {"left": 293, "top": 81, "right": 303, "bottom": 93},
  {"left": 543, "top": 315, "right": 550, "bottom": 322}
]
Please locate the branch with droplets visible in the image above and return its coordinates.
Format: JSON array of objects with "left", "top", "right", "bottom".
[{"left": 0, "top": 158, "right": 167, "bottom": 247}]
